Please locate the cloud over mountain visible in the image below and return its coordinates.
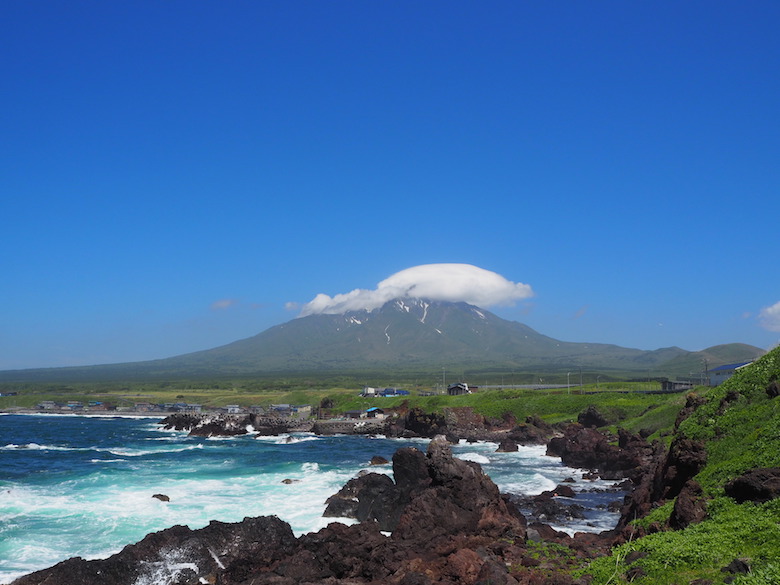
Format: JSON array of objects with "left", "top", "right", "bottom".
[{"left": 298, "top": 263, "right": 534, "bottom": 316}]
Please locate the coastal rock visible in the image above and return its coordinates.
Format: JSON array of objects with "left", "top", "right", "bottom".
[
  {"left": 160, "top": 413, "right": 315, "bottom": 437},
  {"left": 402, "top": 407, "right": 447, "bottom": 437},
  {"left": 11, "top": 516, "right": 297, "bottom": 585},
  {"left": 323, "top": 472, "right": 398, "bottom": 528},
  {"left": 577, "top": 405, "right": 609, "bottom": 428},
  {"left": 546, "top": 425, "right": 655, "bottom": 481},
  {"left": 674, "top": 393, "right": 707, "bottom": 429},
  {"left": 658, "top": 437, "right": 708, "bottom": 500},
  {"left": 668, "top": 479, "right": 707, "bottom": 529},
  {"left": 188, "top": 416, "right": 250, "bottom": 437},
  {"left": 152, "top": 493, "right": 170, "bottom": 502},
  {"left": 496, "top": 438, "right": 519, "bottom": 452},
  {"left": 393, "top": 437, "right": 526, "bottom": 542},
  {"left": 322, "top": 437, "right": 525, "bottom": 543},
  {"left": 615, "top": 435, "right": 705, "bottom": 533},
  {"left": 370, "top": 455, "right": 390, "bottom": 465},
  {"left": 724, "top": 467, "right": 780, "bottom": 503},
  {"left": 507, "top": 416, "right": 555, "bottom": 445}
]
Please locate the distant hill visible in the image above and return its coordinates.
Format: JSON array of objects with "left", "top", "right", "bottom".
[{"left": 0, "top": 298, "right": 766, "bottom": 382}]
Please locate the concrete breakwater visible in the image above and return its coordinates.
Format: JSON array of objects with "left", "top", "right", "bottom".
[{"left": 311, "top": 418, "right": 389, "bottom": 435}]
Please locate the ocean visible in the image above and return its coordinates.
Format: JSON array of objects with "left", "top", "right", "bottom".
[{"left": 0, "top": 413, "right": 621, "bottom": 583}]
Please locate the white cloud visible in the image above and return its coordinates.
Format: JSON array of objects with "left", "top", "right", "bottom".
[
  {"left": 758, "top": 300, "right": 780, "bottom": 332},
  {"left": 298, "top": 263, "right": 534, "bottom": 316},
  {"left": 211, "top": 298, "right": 238, "bottom": 311}
]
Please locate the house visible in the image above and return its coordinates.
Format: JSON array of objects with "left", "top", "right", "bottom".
[
  {"left": 270, "top": 404, "right": 292, "bottom": 417},
  {"left": 292, "top": 404, "right": 312, "bottom": 419},
  {"left": 660, "top": 380, "right": 695, "bottom": 392},
  {"left": 248, "top": 405, "right": 265, "bottom": 415},
  {"left": 365, "top": 407, "right": 385, "bottom": 419},
  {"left": 447, "top": 383, "right": 471, "bottom": 396},
  {"left": 708, "top": 361, "right": 754, "bottom": 386},
  {"left": 361, "top": 387, "right": 378, "bottom": 397},
  {"left": 344, "top": 410, "right": 365, "bottom": 419},
  {"left": 378, "top": 388, "right": 410, "bottom": 397},
  {"left": 38, "top": 400, "right": 58, "bottom": 410},
  {"left": 223, "top": 404, "right": 243, "bottom": 414}
]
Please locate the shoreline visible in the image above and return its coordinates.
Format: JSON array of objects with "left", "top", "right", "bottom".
[{"left": 0, "top": 409, "right": 166, "bottom": 419}]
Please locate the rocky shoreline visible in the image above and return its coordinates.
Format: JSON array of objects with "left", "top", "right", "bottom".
[{"left": 8, "top": 402, "right": 694, "bottom": 585}]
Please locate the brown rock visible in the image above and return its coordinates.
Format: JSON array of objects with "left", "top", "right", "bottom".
[
  {"left": 725, "top": 468, "right": 780, "bottom": 503},
  {"left": 577, "top": 405, "right": 608, "bottom": 428},
  {"left": 669, "top": 479, "right": 707, "bottom": 529},
  {"left": 497, "top": 438, "right": 519, "bottom": 452}
]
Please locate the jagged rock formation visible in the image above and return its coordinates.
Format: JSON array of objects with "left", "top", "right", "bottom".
[
  {"left": 12, "top": 437, "right": 531, "bottom": 585},
  {"left": 546, "top": 425, "right": 660, "bottom": 481},
  {"left": 159, "top": 413, "right": 314, "bottom": 436}
]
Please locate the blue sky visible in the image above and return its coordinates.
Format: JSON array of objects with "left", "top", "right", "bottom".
[{"left": 2, "top": 1, "right": 779, "bottom": 370}]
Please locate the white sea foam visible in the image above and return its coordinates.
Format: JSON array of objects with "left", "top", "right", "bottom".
[
  {"left": 132, "top": 549, "right": 200, "bottom": 585},
  {"left": 458, "top": 452, "right": 491, "bottom": 464},
  {"left": 105, "top": 444, "right": 204, "bottom": 457},
  {"left": 1, "top": 443, "right": 75, "bottom": 451}
]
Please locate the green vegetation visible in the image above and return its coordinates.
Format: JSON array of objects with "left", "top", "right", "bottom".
[
  {"left": 583, "top": 346, "right": 780, "bottom": 584},
  {"left": 4, "top": 347, "right": 779, "bottom": 584},
  {"left": 1, "top": 378, "right": 685, "bottom": 437}
]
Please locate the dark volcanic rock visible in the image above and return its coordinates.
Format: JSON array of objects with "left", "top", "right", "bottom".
[
  {"left": 669, "top": 479, "right": 707, "bottom": 529},
  {"left": 402, "top": 407, "right": 447, "bottom": 437},
  {"left": 674, "top": 393, "right": 707, "bottom": 429},
  {"left": 615, "top": 435, "right": 706, "bottom": 533},
  {"left": 766, "top": 380, "right": 780, "bottom": 398},
  {"left": 323, "top": 472, "right": 399, "bottom": 529},
  {"left": 725, "top": 467, "right": 780, "bottom": 503},
  {"left": 160, "top": 413, "right": 314, "bottom": 437},
  {"left": 577, "top": 405, "right": 609, "bottom": 428},
  {"left": 547, "top": 424, "right": 656, "bottom": 481},
  {"left": 11, "top": 516, "right": 297, "bottom": 585},
  {"left": 658, "top": 437, "right": 708, "bottom": 500},
  {"left": 323, "top": 437, "right": 526, "bottom": 543},
  {"left": 507, "top": 416, "right": 554, "bottom": 445},
  {"left": 497, "top": 438, "right": 519, "bottom": 452}
]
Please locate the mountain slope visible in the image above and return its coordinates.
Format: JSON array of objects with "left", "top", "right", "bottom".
[{"left": 0, "top": 299, "right": 766, "bottom": 381}]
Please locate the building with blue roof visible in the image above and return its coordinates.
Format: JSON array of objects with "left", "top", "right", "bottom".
[{"left": 708, "top": 361, "right": 754, "bottom": 386}]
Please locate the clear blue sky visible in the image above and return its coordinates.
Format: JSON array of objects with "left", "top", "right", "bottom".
[{"left": 2, "top": 1, "right": 779, "bottom": 370}]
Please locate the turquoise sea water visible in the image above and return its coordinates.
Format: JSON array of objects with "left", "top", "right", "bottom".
[{"left": 0, "top": 413, "right": 620, "bottom": 583}]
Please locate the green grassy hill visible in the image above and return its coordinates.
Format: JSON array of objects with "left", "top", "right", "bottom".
[{"left": 584, "top": 345, "right": 780, "bottom": 584}]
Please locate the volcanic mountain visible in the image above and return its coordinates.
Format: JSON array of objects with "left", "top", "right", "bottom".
[{"left": 2, "top": 298, "right": 762, "bottom": 381}]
